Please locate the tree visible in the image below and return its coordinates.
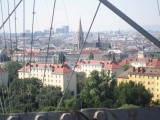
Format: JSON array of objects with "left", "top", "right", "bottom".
[
  {"left": 88, "top": 52, "right": 94, "bottom": 60},
  {"left": 122, "top": 64, "right": 130, "bottom": 71},
  {"left": 58, "top": 52, "right": 66, "bottom": 64},
  {"left": 4, "top": 61, "right": 22, "bottom": 82},
  {"left": 0, "top": 78, "right": 67, "bottom": 113},
  {"left": 80, "top": 70, "right": 116, "bottom": 108},
  {"left": 114, "top": 81, "right": 153, "bottom": 107},
  {"left": 76, "top": 72, "right": 86, "bottom": 94},
  {"left": 118, "top": 104, "right": 140, "bottom": 109}
]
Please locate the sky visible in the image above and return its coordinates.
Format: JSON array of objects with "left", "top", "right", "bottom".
[{"left": 0, "top": 0, "right": 160, "bottom": 33}]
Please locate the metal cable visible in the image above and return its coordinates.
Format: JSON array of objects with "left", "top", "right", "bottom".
[
  {"left": 27, "top": 0, "right": 36, "bottom": 112},
  {"left": 22, "top": 0, "right": 26, "bottom": 112},
  {"left": 7, "top": 0, "right": 12, "bottom": 114},
  {"left": 157, "top": 0, "right": 160, "bottom": 16},
  {"left": 0, "top": 0, "right": 8, "bottom": 114},
  {"left": 62, "top": 0, "right": 69, "bottom": 26},
  {"left": 56, "top": 1, "right": 101, "bottom": 111},
  {"left": 14, "top": 0, "right": 18, "bottom": 53},
  {"left": 42, "top": 0, "right": 56, "bottom": 86},
  {"left": 29, "top": 0, "right": 36, "bottom": 78},
  {"left": 0, "top": 0, "right": 22, "bottom": 30}
]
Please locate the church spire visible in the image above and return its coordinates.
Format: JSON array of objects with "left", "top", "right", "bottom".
[
  {"left": 78, "top": 18, "right": 84, "bottom": 50},
  {"left": 98, "top": 33, "right": 100, "bottom": 42}
]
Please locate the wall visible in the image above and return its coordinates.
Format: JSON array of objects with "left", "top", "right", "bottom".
[{"left": 0, "top": 107, "right": 160, "bottom": 120}]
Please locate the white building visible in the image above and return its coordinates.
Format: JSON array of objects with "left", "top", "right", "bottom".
[
  {"left": 18, "top": 63, "right": 77, "bottom": 96},
  {"left": 75, "top": 60, "right": 123, "bottom": 77},
  {"left": 0, "top": 67, "right": 8, "bottom": 86}
]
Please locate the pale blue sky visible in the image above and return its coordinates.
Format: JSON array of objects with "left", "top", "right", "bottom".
[{"left": 0, "top": 0, "right": 160, "bottom": 32}]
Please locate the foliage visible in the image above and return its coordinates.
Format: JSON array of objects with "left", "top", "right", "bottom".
[
  {"left": 88, "top": 52, "right": 94, "bottom": 60},
  {"left": 118, "top": 104, "right": 140, "bottom": 109},
  {"left": 0, "top": 78, "right": 73, "bottom": 114},
  {"left": 149, "top": 100, "right": 160, "bottom": 107},
  {"left": 114, "top": 81, "right": 153, "bottom": 107},
  {"left": 76, "top": 72, "right": 86, "bottom": 94},
  {"left": 80, "top": 70, "right": 116, "bottom": 108},
  {"left": 122, "top": 64, "right": 131, "bottom": 71},
  {"left": 4, "top": 61, "right": 22, "bottom": 82},
  {"left": 64, "top": 97, "right": 80, "bottom": 111},
  {"left": 58, "top": 52, "right": 66, "bottom": 64},
  {"left": 0, "top": 54, "right": 10, "bottom": 62},
  {"left": 104, "top": 52, "right": 115, "bottom": 61}
]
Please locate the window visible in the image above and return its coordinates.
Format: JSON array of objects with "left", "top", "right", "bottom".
[
  {"left": 157, "top": 95, "right": 159, "bottom": 98},
  {"left": 152, "top": 82, "right": 154, "bottom": 85},
  {"left": 152, "top": 76, "right": 154, "bottom": 79},
  {"left": 152, "top": 88, "right": 154, "bottom": 91},
  {"left": 139, "top": 75, "right": 141, "bottom": 78},
  {"left": 148, "top": 82, "right": 150, "bottom": 85},
  {"left": 157, "top": 77, "right": 159, "bottom": 80},
  {"left": 157, "top": 89, "right": 159, "bottom": 92},
  {"left": 157, "top": 83, "right": 159, "bottom": 86}
]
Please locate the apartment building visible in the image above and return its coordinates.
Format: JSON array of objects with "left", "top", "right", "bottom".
[
  {"left": 117, "top": 67, "right": 160, "bottom": 101},
  {"left": 18, "top": 63, "right": 77, "bottom": 96},
  {"left": 75, "top": 60, "right": 123, "bottom": 77},
  {"left": 0, "top": 67, "right": 8, "bottom": 86}
]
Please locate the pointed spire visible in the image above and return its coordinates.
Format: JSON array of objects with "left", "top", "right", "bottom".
[
  {"left": 79, "top": 18, "right": 83, "bottom": 33},
  {"left": 98, "top": 33, "right": 100, "bottom": 42},
  {"left": 78, "top": 18, "right": 84, "bottom": 50}
]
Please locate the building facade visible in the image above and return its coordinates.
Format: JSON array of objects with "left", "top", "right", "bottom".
[
  {"left": 75, "top": 60, "right": 123, "bottom": 77},
  {"left": 18, "top": 63, "right": 77, "bottom": 96},
  {"left": 117, "top": 67, "right": 160, "bottom": 101},
  {"left": 0, "top": 67, "right": 8, "bottom": 86}
]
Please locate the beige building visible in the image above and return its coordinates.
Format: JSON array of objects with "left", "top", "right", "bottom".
[
  {"left": 18, "top": 63, "right": 77, "bottom": 96},
  {"left": 0, "top": 67, "right": 8, "bottom": 86},
  {"left": 117, "top": 67, "right": 160, "bottom": 101}
]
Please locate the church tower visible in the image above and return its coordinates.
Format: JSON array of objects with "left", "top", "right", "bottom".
[
  {"left": 96, "top": 33, "right": 101, "bottom": 48},
  {"left": 78, "top": 19, "right": 84, "bottom": 50}
]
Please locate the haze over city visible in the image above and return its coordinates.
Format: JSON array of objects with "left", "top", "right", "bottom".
[
  {"left": 0, "top": 0, "right": 160, "bottom": 119},
  {"left": 0, "top": 0, "right": 160, "bottom": 32}
]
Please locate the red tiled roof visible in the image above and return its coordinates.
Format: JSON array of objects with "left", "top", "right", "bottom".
[
  {"left": 146, "top": 59, "right": 160, "bottom": 67},
  {"left": 19, "top": 63, "right": 73, "bottom": 73},
  {"left": 81, "top": 50, "right": 101, "bottom": 55},
  {"left": 119, "top": 58, "right": 135, "bottom": 66},
  {"left": 76, "top": 60, "right": 120, "bottom": 69},
  {"left": 128, "top": 67, "right": 160, "bottom": 76},
  {"left": 103, "top": 61, "right": 120, "bottom": 69}
]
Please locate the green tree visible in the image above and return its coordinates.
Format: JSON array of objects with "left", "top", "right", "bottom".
[
  {"left": 122, "top": 64, "right": 131, "bottom": 71},
  {"left": 58, "top": 52, "right": 66, "bottom": 64},
  {"left": 88, "top": 52, "right": 94, "bottom": 60},
  {"left": 64, "top": 97, "right": 79, "bottom": 111},
  {"left": 4, "top": 61, "right": 22, "bottom": 82},
  {"left": 80, "top": 70, "right": 116, "bottom": 108},
  {"left": 114, "top": 81, "right": 153, "bottom": 107},
  {"left": 118, "top": 104, "right": 140, "bottom": 109},
  {"left": 76, "top": 72, "right": 86, "bottom": 94},
  {"left": 0, "top": 77, "right": 74, "bottom": 114}
]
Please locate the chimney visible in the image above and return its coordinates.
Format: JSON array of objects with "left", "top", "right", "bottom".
[
  {"left": 138, "top": 67, "right": 141, "bottom": 73},
  {"left": 142, "top": 67, "right": 145, "bottom": 73},
  {"left": 132, "top": 67, "right": 136, "bottom": 72}
]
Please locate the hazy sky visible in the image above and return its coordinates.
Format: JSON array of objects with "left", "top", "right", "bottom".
[{"left": 0, "top": 0, "right": 160, "bottom": 32}]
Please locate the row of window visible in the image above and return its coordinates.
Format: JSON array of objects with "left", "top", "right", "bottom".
[
  {"left": 148, "top": 88, "right": 160, "bottom": 92},
  {"left": 20, "top": 73, "right": 62, "bottom": 78},
  {"left": 130, "top": 75, "right": 159, "bottom": 80}
]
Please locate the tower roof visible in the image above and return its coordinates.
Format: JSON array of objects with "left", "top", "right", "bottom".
[{"left": 78, "top": 18, "right": 83, "bottom": 33}]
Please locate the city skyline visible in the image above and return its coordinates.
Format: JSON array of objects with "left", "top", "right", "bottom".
[{"left": 0, "top": 0, "right": 160, "bottom": 33}]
